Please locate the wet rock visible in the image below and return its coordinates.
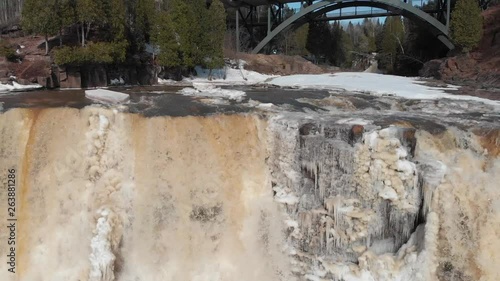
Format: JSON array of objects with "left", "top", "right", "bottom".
[
  {"left": 473, "top": 128, "right": 500, "bottom": 157},
  {"left": 401, "top": 128, "right": 417, "bottom": 157},
  {"left": 419, "top": 59, "right": 442, "bottom": 79},
  {"left": 349, "top": 125, "right": 364, "bottom": 145},
  {"left": 300, "top": 123, "right": 319, "bottom": 136}
]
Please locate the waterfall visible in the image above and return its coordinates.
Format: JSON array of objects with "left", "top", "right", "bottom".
[{"left": 0, "top": 106, "right": 499, "bottom": 281}]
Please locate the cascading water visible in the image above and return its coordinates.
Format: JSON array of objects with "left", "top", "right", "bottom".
[{"left": 0, "top": 87, "right": 499, "bottom": 281}]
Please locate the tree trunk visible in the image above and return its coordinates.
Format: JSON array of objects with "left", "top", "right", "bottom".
[
  {"left": 45, "top": 35, "right": 49, "bottom": 55},
  {"left": 76, "top": 23, "right": 80, "bottom": 45},
  {"left": 59, "top": 29, "right": 63, "bottom": 46},
  {"left": 86, "top": 22, "right": 91, "bottom": 40},
  {"left": 81, "top": 23, "right": 85, "bottom": 47}
]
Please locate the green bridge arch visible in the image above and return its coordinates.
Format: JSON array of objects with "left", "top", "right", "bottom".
[{"left": 251, "top": 0, "right": 454, "bottom": 54}]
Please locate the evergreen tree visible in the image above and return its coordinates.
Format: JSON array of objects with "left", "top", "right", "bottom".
[
  {"left": 131, "top": 0, "right": 156, "bottom": 50},
  {"left": 379, "top": 16, "right": 405, "bottom": 73},
  {"left": 450, "top": 0, "right": 483, "bottom": 52},
  {"left": 76, "top": 0, "right": 106, "bottom": 46},
  {"left": 151, "top": 10, "right": 182, "bottom": 69},
  {"left": 199, "top": 0, "right": 226, "bottom": 78},
  {"left": 306, "top": 16, "right": 331, "bottom": 63},
  {"left": 105, "top": 0, "right": 127, "bottom": 42},
  {"left": 340, "top": 28, "right": 354, "bottom": 67},
  {"left": 169, "top": 0, "right": 200, "bottom": 68},
  {"left": 22, "top": 0, "right": 59, "bottom": 54},
  {"left": 292, "top": 24, "right": 309, "bottom": 56}
]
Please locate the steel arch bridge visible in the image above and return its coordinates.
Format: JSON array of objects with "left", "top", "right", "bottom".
[{"left": 222, "top": 0, "right": 454, "bottom": 53}]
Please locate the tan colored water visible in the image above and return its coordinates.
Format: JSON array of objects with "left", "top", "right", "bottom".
[
  {"left": 0, "top": 105, "right": 499, "bottom": 281},
  {"left": 0, "top": 107, "right": 290, "bottom": 281}
]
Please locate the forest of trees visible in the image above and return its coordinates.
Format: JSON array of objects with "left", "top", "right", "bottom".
[
  {"left": 301, "top": 17, "right": 410, "bottom": 73},
  {"left": 21, "top": 0, "right": 227, "bottom": 73},
  {"left": 282, "top": 0, "right": 485, "bottom": 74},
  {"left": 17, "top": 0, "right": 487, "bottom": 76}
]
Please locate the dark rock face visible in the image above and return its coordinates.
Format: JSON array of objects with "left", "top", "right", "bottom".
[
  {"left": 81, "top": 65, "right": 108, "bottom": 88},
  {"left": 29, "top": 64, "right": 158, "bottom": 89},
  {"left": 59, "top": 66, "right": 82, "bottom": 89},
  {"left": 420, "top": 6, "right": 500, "bottom": 89},
  {"left": 419, "top": 59, "right": 442, "bottom": 80}
]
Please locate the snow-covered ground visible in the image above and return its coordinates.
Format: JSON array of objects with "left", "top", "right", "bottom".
[
  {"left": 0, "top": 81, "right": 42, "bottom": 93},
  {"left": 159, "top": 65, "right": 274, "bottom": 86},
  {"left": 266, "top": 72, "right": 499, "bottom": 106}
]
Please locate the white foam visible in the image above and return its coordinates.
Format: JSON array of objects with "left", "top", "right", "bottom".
[{"left": 179, "top": 83, "right": 246, "bottom": 102}]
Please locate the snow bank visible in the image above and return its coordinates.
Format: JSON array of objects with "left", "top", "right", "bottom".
[
  {"left": 0, "top": 81, "right": 42, "bottom": 92},
  {"left": 185, "top": 65, "right": 273, "bottom": 85},
  {"left": 267, "top": 72, "right": 499, "bottom": 106},
  {"left": 179, "top": 83, "right": 246, "bottom": 102},
  {"left": 85, "top": 89, "right": 130, "bottom": 104}
]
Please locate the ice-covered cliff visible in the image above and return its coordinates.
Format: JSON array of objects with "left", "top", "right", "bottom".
[{"left": 0, "top": 81, "right": 499, "bottom": 281}]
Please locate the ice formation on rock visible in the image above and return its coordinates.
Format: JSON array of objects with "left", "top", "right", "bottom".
[{"left": 266, "top": 114, "right": 500, "bottom": 281}]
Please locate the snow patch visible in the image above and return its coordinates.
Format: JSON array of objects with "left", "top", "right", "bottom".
[
  {"left": 109, "top": 78, "right": 125, "bottom": 86},
  {"left": 336, "top": 118, "right": 373, "bottom": 125},
  {"left": 267, "top": 72, "right": 499, "bottom": 106},
  {"left": 85, "top": 89, "right": 130, "bottom": 104},
  {"left": 188, "top": 65, "right": 274, "bottom": 85},
  {"left": 0, "top": 81, "right": 43, "bottom": 92},
  {"left": 179, "top": 83, "right": 246, "bottom": 102}
]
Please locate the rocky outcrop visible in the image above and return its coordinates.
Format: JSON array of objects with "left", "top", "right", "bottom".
[
  {"left": 420, "top": 6, "right": 500, "bottom": 88},
  {"left": 236, "top": 53, "right": 326, "bottom": 76}
]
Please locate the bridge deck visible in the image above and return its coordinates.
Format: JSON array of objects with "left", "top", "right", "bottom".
[{"left": 222, "top": 0, "right": 303, "bottom": 7}]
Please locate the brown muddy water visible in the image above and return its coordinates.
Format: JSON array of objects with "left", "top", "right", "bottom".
[{"left": 0, "top": 85, "right": 499, "bottom": 281}]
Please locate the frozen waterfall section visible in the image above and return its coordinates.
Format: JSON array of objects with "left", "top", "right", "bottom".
[{"left": 267, "top": 116, "right": 452, "bottom": 281}]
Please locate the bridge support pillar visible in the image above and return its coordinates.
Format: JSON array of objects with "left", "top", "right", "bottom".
[
  {"left": 236, "top": 10, "right": 240, "bottom": 53},
  {"left": 268, "top": 5, "right": 271, "bottom": 35},
  {"left": 446, "top": 0, "right": 450, "bottom": 32}
]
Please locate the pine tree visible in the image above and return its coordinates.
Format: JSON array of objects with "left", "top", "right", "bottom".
[
  {"left": 105, "top": 0, "right": 127, "bottom": 42},
  {"left": 199, "top": 0, "right": 226, "bottom": 78},
  {"left": 76, "top": 0, "right": 106, "bottom": 46},
  {"left": 306, "top": 16, "right": 331, "bottom": 63},
  {"left": 450, "top": 0, "right": 483, "bottom": 52},
  {"left": 293, "top": 24, "right": 309, "bottom": 56},
  {"left": 133, "top": 0, "right": 156, "bottom": 49},
  {"left": 22, "top": 0, "right": 59, "bottom": 55},
  {"left": 380, "top": 16, "right": 405, "bottom": 72},
  {"left": 169, "top": 0, "right": 200, "bottom": 68},
  {"left": 151, "top": 10, "right": 182, "bottom": 69},
  {"left": 341, "top": 28, "right": 354, "bottom": 67}
]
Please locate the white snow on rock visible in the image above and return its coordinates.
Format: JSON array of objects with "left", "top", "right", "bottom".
[
  {"left": 0, "top": 81, "right": 43, "bottom": 93},
  {"left": 179, "top": 83, "right": 246, "bottom": 102},
  {"left": 267, "top": 72, "right": 499, "bottom": 106},
  {"left": 109, "top": 78, "right": 125, "bottom": 86},
  {"left": 336, "top": 118, "right": 373, "bottom": 125},
  {"left": 85, "top": 89, "right": 130, "bottom": 104},
  {"left": 185, "top": 65, "right": 274, "bottom": 85}
]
